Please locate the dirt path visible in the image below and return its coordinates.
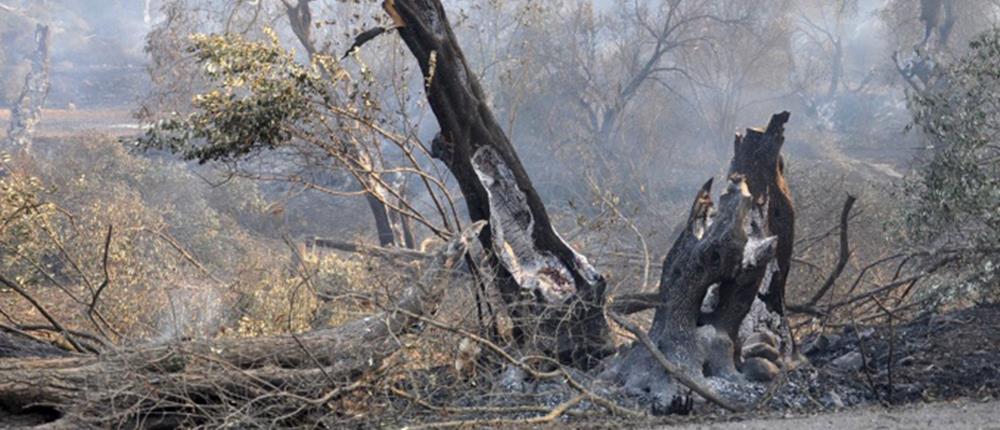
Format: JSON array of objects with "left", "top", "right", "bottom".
[{"left": 664, "top": 399, "right": 1000, "bottom": 430}]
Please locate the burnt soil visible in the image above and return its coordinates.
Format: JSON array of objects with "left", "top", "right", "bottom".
[
  {"left": 787, "top": 302, "right": 1000, "bottom": 408},
  {"left": 632, "top": 302, "right": 1000, "bottom": 428},
  {"left": 495, "top": 302, "right": 1000, "bottom": 428}
]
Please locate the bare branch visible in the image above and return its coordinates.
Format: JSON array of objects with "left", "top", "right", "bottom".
[{"left": 789, "top": 194, "right": 856, "bottom": 312}]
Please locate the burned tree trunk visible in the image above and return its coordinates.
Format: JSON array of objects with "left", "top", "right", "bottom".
[
  {"left": 606, "top": 113, "right": 793, "bottom": 411},
  {"left": 365, "top": 193, "right": 400, "bottom": 247},
  {"left": 920, "top": 0, "right": 956, "bottom": 46},
  {"left": 608, "top": 175, "right": 776, "bottom": 409},
  {"left": 6, "top": 24, "right": 51, "bottom": 152},
  {"left": 385, "top": 0, "right": 612, "bottom": 367},
  {"left": 728, "top": 112, "right": 794, "bottom": 317}
]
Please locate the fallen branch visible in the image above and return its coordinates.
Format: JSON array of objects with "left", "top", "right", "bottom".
[
  {"left": 393, "top": 307, "right": 645, "bottom": 419},
  {"left": 0, "top": 222, "right": 486, "bottom": 427},
  {"left": 825, "top": 255, "right": 955, "bottom": 310},
  {"left": 308, "top": 237, "right": 430, "bottom": 261}
]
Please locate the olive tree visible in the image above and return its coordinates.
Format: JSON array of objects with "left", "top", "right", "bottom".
[{"left": 905, "top": 28, "right": 1000, "bottom": 251}]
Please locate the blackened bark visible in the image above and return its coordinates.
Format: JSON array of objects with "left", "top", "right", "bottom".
[
  {"left": 608, "top": 113, "right": 793, "bottom": 410},
  {"left": 920, "top": 0, "right": 956, "bottom": 46},
  {"left": 387, "top": 0, "right": 612, "bottom": 367},
  {"left": 365, "top": 193, "right": 397, "bottom": 247},
  {"left": 283, "top": 0, "right": 315, "bottom": 56},
  {"left": 727, "top": 112, "right": 794, "bottom": 316},
  {"left": 609, "top": 175, "right": 775, "bottom": 408}
]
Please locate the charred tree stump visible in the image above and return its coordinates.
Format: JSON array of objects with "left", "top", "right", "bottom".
[
  {"left": 385, "top": 0, "right": 612, "bottom": 368},
  {"left": 729, "top": 112, "right": 794, "bottom": 318},
  {"left": 725, "top": 113, "right": 796, "bottom": 369},
  {"left": 607, "top": 175, "right": 776, "bottom": 409},
  {"left": 607, "top": 112, "right": 793, "bottom": 411}
]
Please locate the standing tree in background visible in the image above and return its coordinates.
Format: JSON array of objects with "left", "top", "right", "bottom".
[
  {"left": 906, "top": 28, "right": 1000, "bottom": 254},
  {"left": 531, "top": 0, "right": 753, "bottom": 183},
  {"left": 138, "top": 30, "right": 458, "bottom": 245},
  {"left": 140, "top": 0, "right": 447, "bottom": 248},
  {"left": 281, "top": 0, "right": 413, "bottom": 248},
  {"left": 5, "top": 24, "right": 50, "bottom": 153}
]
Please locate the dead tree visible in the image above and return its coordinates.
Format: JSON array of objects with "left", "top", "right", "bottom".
[
  {"left": 385, "top": 0, "right": 613, "bottom": 368},
  {"left": 893, "top": 0, "right": 955, "bottom": 97},
  {"left": 729, "top": 113, "right": 795, "bottom": 317},
  {"left": 605, "top": 170, "right": 778, "bottom": 409},
  {"left": 920, "top": 0, "right": 956, "bottom": 47},
  {"left": 599, "top": 114, "right": 793, "bottom": 413},
  {"left": 6, "top": 24, "right": 51, "bottom": 152},
  {"left": 383, "top": 3, "right": 797, "bottom": 409}
]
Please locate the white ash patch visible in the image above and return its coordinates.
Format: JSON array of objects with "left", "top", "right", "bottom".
[
  {"left": 758, "top": 258, "right": 778, "bottom": 296},
  {"left": 701, "top": 283, "right": 721, "bottom": 314},
  {"left": 705, "top": 376, "right": 763, "bottom": 405},
  {"left": 693, "top": 205, "right": 718, "bottom": 240},
  {"left": 693, "top": 216, "right": 706, "bottom": 240},
  {"left": 742, "top": 235, "right": 777, "bottom": 268},
  {"left": 738, "top": 288, "right": 783, "bottom": 350}
]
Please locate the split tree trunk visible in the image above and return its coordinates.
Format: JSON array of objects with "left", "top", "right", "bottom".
[
  {"left": 607, "top": 113, "right": 793, "bottom": 411},
  {"left": 385, "top": 0, "right": 613, "bottom": 368}
]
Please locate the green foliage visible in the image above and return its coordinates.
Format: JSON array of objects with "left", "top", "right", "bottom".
[
  {"left": 905, "top": 28, "right": 1000, "bottom": 248},
  {"left": 140, "top": 29, "right": 324, "bottom": 163},
  {"left": 136, "top": 28, "right": 396, "bottom": 229}
]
